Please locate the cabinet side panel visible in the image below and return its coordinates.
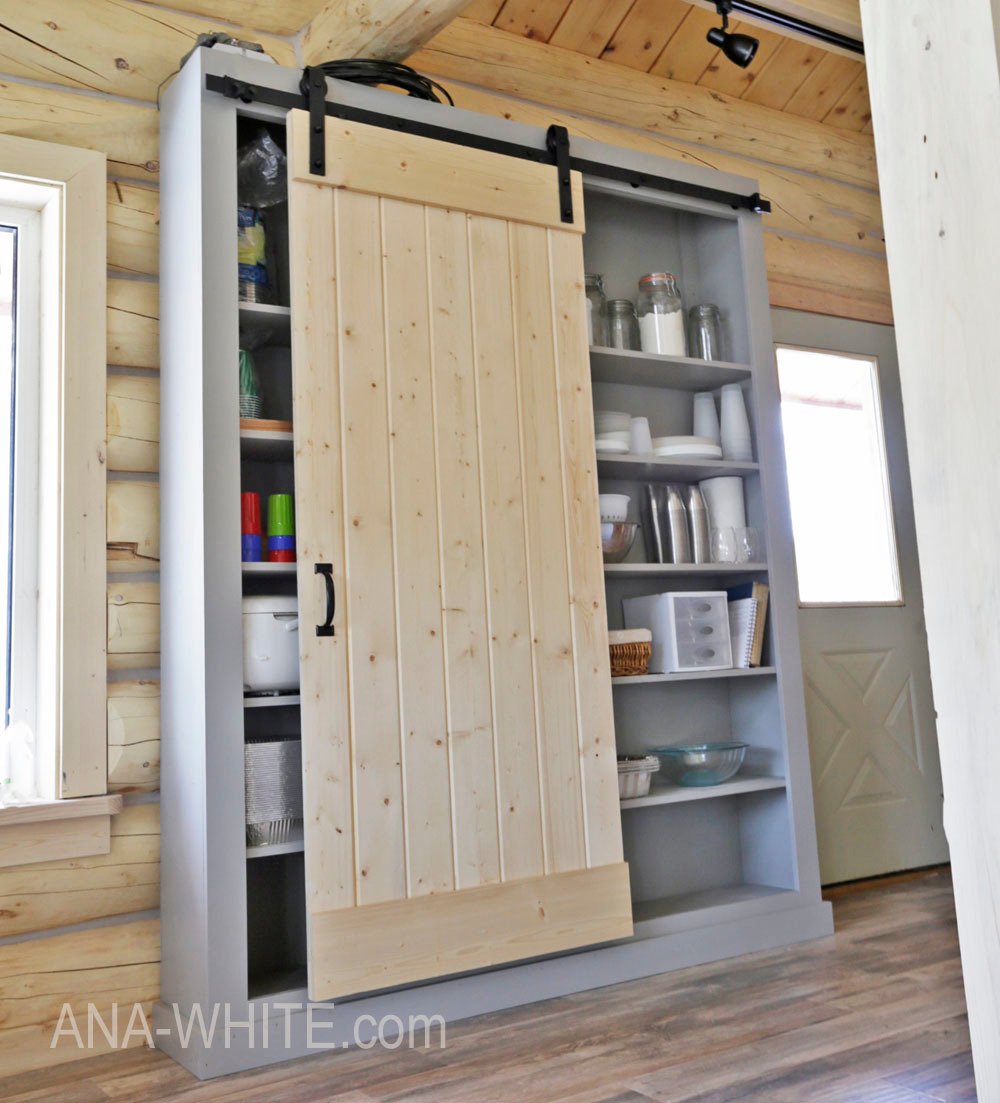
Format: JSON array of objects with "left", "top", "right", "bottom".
[
  {"left": 289, "top": 180, "right": 357, "bottom": 914},
  {"left": 427, "top": 206, "right": 502, "bottom": 891},
  {"left": 549, "top": 229, "right": 624, "bottom": 868},
  {"left": 468, "top": 215, "right": 545, "bottom": 882}
]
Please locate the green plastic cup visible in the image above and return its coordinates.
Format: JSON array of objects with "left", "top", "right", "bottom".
[{"left": 267, "top": 493, "right": 295, "bottom": 536}]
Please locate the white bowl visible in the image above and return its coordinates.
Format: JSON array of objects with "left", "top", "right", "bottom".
[
  {"left": 651, "top": 435, "right": 717, "bottom": 450},
  {"left": 654, "top": 443, "right": 723, "bottom": 459},
  {"left": 595, "top": 411, "right": 631, "bottom": 433},
  {"left": 599, "top": 493, "right": 631, "bottom": 522},
  {"left": 595, "top": 439, "right": 629, "bottom": 454}
]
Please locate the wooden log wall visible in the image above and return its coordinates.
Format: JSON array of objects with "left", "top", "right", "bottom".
[
  {"left": 0, "top": 1, "right": 298, "bottom": 1078},
  {"left": 0, "top": 0, "right": 888, "bottom": 1078}
]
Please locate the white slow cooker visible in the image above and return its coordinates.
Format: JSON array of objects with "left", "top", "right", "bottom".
[{"left": 242, "top": 595, "right": 300, "bottom": 692}]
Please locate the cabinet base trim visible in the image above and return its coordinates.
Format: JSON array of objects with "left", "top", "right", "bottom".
[
  {"left": 153, "top": 895, "right": 833, "bottom": 1080},
  {"left": 308, "top": 862, "right": 633, "bottom": 1001}
]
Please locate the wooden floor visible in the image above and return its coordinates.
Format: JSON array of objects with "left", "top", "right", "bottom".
[{"left": 0, "top": 870, "right": 974, "bottom": 1102}]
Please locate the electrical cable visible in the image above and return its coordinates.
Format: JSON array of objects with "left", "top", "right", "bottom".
[{"left": 311, "top": 59, "right": 454, "bottom": 106}]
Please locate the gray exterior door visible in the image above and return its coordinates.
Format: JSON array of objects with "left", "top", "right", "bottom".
[{"left": 771, "top": 309, "right": 948, "bottom": 885}]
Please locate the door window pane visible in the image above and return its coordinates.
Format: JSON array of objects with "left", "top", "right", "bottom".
[
  {"left": 776, "top": 346, "right": 902, "bottom": 605},
  {"left": 0, "top": 226, "right": 14, "bottom": 716}
]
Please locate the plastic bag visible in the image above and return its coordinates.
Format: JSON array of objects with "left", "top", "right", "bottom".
[
  {"left": 237, "top": 130, "right": 287, "bottom": 209},
  {"left": 237, "top": 206, "right": 271, "bottom": 303}
]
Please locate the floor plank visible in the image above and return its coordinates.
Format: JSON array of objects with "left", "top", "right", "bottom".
[{"left": 0, "top": 870, "right": 975, "bottom": 1102}]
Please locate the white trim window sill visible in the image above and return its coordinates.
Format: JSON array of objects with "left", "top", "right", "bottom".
[{"left": 0, "top": 794, "right": 123, "bottom": 868}]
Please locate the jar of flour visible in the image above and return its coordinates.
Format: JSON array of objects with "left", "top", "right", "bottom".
[{"left": 637, "top": 272, "right": 686, "bottom": 356}]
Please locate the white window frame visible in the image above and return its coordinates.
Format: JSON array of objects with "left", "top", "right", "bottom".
[
  {"left": 776, "top": 341, "right": 904, "bottom": 609},
  {"left": 0, "top": 135, "right": 115, "bottom": 867}
]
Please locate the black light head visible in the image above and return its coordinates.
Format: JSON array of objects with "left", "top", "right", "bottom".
[{"left": 708, "top": 3, "right": 761, "bottom": 69}]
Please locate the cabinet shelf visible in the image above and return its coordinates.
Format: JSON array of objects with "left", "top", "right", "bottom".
[
  {"left": 597, "top": 454, "right": 757, "bottom": 481},
  {"left": 604, "top": 562, "right": 767, "bottom": 578},
  {"left": 238, "top": 302, "right": 291, "bottom": 341},
  {"left": 632, "top": 884, "right": 795, "bottom": 935},
  {"left": 247, "top": 834, "right": 304, "bottom": 859},
  {"left": 620, "top": 775, "right": 785, "bottom": 810},
  {"left": 242, "top": 561, "right": 297, "bottom": 576},
  {"left": 590, "top": 346, "right": 752, "bottom": 390},
  {"left": 244, "top": 694, "right": 301, "bottom": 709},
  {"left": 240, "top": 428, "right": 294, "bottom": 460},
  {"left": 612, "top": 666, "right": 776, "bottom": 686}
]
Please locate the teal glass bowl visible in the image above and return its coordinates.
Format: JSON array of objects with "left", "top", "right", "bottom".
[{"left": 648, "top": 742, "right": 748, "bottom": 787}]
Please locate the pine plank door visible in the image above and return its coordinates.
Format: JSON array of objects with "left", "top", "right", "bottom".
[{"left": 286, "top": 110, "right": 632, "bottom": 1001}]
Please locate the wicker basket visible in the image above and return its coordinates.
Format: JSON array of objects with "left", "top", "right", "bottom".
[{"left": 608, "top": 628, "right": 653, "bottom": 677}]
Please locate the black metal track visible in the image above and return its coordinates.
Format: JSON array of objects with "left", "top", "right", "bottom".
[
  {"left": 730, "top": 1, "right": 864, "bottom": 55},
  {"left": 208, "top": 73, "right": 771, "bottom": 216}
]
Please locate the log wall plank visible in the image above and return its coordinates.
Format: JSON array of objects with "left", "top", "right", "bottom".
[
  {"left": 108, "top": 682, "right": 161, "bottom": 794},
  {"left": 0, "top": 806, "right": 159, "bottom": 939},
  {"left": 107, "top": 374, "right": 159, "bottom": 473},
  {"left": 0, "top": 3, "right": 294, "bottom": 101},
  {"left": 0, "top": 78, "right": 158, "bottom": 182},
  {"left": 0, "top": 918, "right": 159, "bottom": 1074},
  {"left": 764, "top": 232, "right": 892, "bottom": 324},
  {"left": 108, "top": 582, "right": 160, "bottom": 670},
  {"left": 108, "top": 182, "right": 158, "bottom": 278},
  {"left": 108, "top": 280, "right": 158, "bottom": 370},
  {"left": 121, "top": 0, "right": 322, "bottom": 36},
  {"left": 107, "top": 482, "right": 159, "bottom": 573}
]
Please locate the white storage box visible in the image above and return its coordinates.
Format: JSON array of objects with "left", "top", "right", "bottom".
[
  {"left": 622, "top": 591, "right": 733, "bottom": 673},
  {"left": 242, "top": 595, "right": 300, "bottom": 692}
]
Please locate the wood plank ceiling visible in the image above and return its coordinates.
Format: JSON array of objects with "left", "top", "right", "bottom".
[
  {"left": 461, "top": 0, "right": 872, "bottom": 132},
  {"left": 164, "top": 0, "right": 870, "bottom": 131}
]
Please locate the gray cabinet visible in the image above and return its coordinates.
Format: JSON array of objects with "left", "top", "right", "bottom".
[{"left": 156, "top": 46, "right": 831, "bottom": 1080}]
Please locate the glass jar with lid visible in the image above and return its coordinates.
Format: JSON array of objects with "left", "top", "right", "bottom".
[
  {"left": 606, "top": 299, "right": 639, "bottom": 351},
  {"left": 689, "top": 303, "right": 725, "bottom": 361},
  {"left": 585, "top": 273, "right": 607, "bottom": 347},
  {"left": 637, "top": 272, "right": 686, "bottom": 356}
]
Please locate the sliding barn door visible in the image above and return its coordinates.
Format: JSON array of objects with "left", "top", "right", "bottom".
[{"left": 287, "top": 109, "right": 630, "bottom": 1001}]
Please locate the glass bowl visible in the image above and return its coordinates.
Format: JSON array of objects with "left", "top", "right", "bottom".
[
  {"left": 602, "top": 521, "right": 638, "bottom": 563},
  {"left": 648, "top": 742, "right": 748, "bottom": 787}
]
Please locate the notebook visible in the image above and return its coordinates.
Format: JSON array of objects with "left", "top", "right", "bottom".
[
  {"left": 726, "top": 582, "right": 770, "bottom": 668},
  {"left": 728, "top": 599, "right": 758, "bottom": 669}
]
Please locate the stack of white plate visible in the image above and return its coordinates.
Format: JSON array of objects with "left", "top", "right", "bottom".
[
  {"left": 651, "top": 435, "right": 723, "bottom": 460},
  {"left": 595, "top": 410, "right": 631, "bottom": 454}
]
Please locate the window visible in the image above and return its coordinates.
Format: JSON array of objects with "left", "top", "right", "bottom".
[
  {"left": 776, "top": 345, "right": 902, "bottom": 606},
  {"left": 0, "top": 136, "right": 107, "bottom": 827},
  {"left": 1, "top": 204, "right": 42, "bottom": 759}
]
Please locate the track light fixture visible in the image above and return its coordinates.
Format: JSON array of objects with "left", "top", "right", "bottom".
[{"left": 708, "top": 1, "right": 760, "bottom": 69}]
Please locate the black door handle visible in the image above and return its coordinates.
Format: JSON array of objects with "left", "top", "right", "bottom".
[{"left": 315, "top": 563, "right": 335, "bottom": 637}]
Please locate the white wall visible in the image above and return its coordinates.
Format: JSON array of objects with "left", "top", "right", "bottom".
[{"left": 861, "top": 1, "right": 1000, "bottom": 1097}]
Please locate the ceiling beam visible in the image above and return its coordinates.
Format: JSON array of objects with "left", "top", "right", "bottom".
[{"left": 301, "top": 0, "right": 471, "bottom": 65}]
